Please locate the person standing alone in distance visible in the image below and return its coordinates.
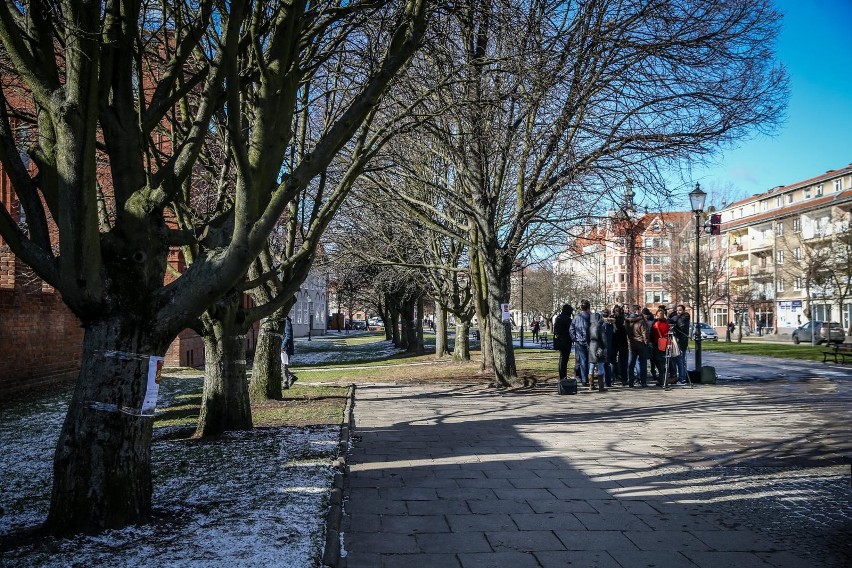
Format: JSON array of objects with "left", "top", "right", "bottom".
[{"left": 553, "top": 305, "right": 574, "bottom": 382}]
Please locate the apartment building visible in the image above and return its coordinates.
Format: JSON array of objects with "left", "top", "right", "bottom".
[{"left": 718, "top": 163, "right": 852, "bottom": 335}]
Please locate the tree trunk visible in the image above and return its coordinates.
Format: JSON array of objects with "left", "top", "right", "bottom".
[
  {"left": 435, "top": 303, "right": 448, "bottom": 357},
  {"left": 453, "top": 320, "right": 471, "bottom": 361},
  {"left": 470, "top": 248, "right": 494, "bottom": 372},
  {"left": 249, "top": 309, "right": 285, "bottom": 401},
  {"left": 481, "top": 252, "right": 517, "bottom": 386},
  {"left": 389, "top": 304, "right": 401, "bottom": 346},
  {"left": 46, "top": 319, "right": 163, "bottom": 534},
  {"left": 416, "top": 295, "right": 425, "bottom": 353},
  {"left": 195, "top": 297, "right": 253, "bottom": 438}
]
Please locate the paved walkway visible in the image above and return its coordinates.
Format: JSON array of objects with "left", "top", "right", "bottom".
[{"left": 340, "top": 365, "right": 851, "bottom": 567}]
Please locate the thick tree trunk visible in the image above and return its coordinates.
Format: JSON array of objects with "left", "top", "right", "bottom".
[
  {"left": 195, "top": 298, "right": 253, "bottom": 438},
  {"left": 46, "top": 320, "right": 163, "bottom": 534},
  {"left": 435, "top": 303, "right": 448, "bottom": 357},
  {"left": 249, "top": 310, "right": 285, "bottom": 401},
  {"left": 483, "top": 256, "right": 517, "bottom": 386},
  {"left": 416, "top": 295, "right": 425, "bottom": 353},
  {"left": 453, "top": 320, "right": 471, "bottom": 361},
  {"left": 389, "top": 304, "right": 401, "bottom": 346}
]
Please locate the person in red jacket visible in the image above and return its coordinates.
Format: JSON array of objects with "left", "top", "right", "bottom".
[{"left": 649, "top": 308, "right": 670, "bottom": 386}]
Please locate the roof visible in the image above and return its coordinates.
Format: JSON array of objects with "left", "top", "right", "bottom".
[{"left": 725, "top": 163, "right": 852, "bottom": 209}]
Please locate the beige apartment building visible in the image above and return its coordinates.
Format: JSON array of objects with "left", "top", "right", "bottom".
[{"left": 718, "top": 163, "right": 852, "bottom": 335}]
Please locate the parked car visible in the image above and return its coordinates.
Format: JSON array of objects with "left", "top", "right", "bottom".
[
  {"left": 792, "top": 321, "right": 845, "bottom": 344},
  {"left": 689, "top": 322, "right": 719, "bottom": 341},
  {"left": 368, "top": 317, "right": 384, "bottom": 327},
  {"left": 350, "top": 320, "right": 367, "bottom": 330}
]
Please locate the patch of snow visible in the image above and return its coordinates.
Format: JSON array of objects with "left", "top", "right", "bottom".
[{"left": 0, "top": 377, "right": 340, "bottom": 567}]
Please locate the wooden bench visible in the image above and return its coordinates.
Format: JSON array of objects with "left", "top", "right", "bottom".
[
  {"left": 538, "top": 332, "right": 551, "bottom": 349},
  {"left": 822, "top": 343, "right": 852, "bottom": 364}
]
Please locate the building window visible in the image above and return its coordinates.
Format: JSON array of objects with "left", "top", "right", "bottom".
[
  {"left": 834, "top": 179, "right": 842, "bottom": 192},
  {"left": 792, "top": 218, "right": 801, "bottom": 233},
  {"left": 816, "top": 184, "right": 823, "bottom": 197},
  {"left": 777, "top": 279, "right": 785, "bottom": 292},
  {"left": 776, "top": 251, "right": 784, "bottom": 265},
  {"left": 794, "top": 247, "right": 801, "bottom": 260},
  {"left": 787, "top": 193, "right": 794, "bottom": 204},
  {"left": 761, "top": 200, "right": 768, "bottom": 211},
  {"left": 712, "top": 308, "right": 728, "bottom": 327},
  {"left": 775, "top": 222, "right": 783, "bottom": 236},
  {"left": 804, "top": 187, "right": 811, "bottom": 199},
  {"left": 794, "top": 277, "right": 802, "bottom": 290},
  {"left": 775, "top": 196, "right": 782, "bottom": 207}
]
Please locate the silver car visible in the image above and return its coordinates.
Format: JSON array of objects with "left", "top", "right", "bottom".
[
  {"left": 792, "top": 321, "right": 845, "bottom": 345},
  {"left": 690, "top": 322, "right": 719, "bottom": 341}
]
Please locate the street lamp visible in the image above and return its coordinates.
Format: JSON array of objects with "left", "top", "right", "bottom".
[{"left": 689, "top": 182, "right": 707, "bottom": 374}]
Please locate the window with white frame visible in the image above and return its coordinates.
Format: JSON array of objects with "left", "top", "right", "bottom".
[
  {"left": 775, "top": 196, "right": 782, "bottom": 207},
  {"left": 792, "top": 218, "right": 801, "bottom": 233},
  {"left": 794, "top": 247, "right": 801, "bottom": 260},
  {"left": 775, "top": 222, "right": 784, "bottom": 236},
  {"left": 816, "top": 184, "right": 823, "bottom": 197},
  {"left": 804, "top": 186, "right": 811, "bottom": 199},
  {"left": 776, "top": 250, "right": 784, "bottom": 264},
  {"left": 712, "top": 308, "right": 728, "bottom": 327},
  {"left": 787, "top": 193, "right": 794, "bottom": 204},
  {"left": 777, "top": 279, "right": 784, "bottom": 292},
  {"left": 794, "top": 277, "right": 802, "bottom": 290},
  {"left": 761, "top": 200, "right": 768, "bottom": 211},
  {"left": 834, "top": 179, "right": 842, "bottom": 192}
]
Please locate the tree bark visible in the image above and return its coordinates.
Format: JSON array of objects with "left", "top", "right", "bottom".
[
  {"left": 249, "top": 309, "right": 285, "bottom": 401},
  {"left": 453, "top": 320, "right": 471, "bottom": 361},
  {"left": 483, "top": 258, "right": 518, "bottom": 386},
  {"left": 195, "top": 296, "right": 253, "bottom": 438},
  {"left": 470, "top": 247, "right": 494, "bottom": 372},
  {"left": 46, "top": 320, "right": 162, "bottom": 534},
  {"left": 435, "top": 303, "right": 448, "bottom": 357}
]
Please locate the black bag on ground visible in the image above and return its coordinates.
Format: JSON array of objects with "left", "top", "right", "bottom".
[{"left": 558, "top": 377, "right": 578, "bottom": 395}]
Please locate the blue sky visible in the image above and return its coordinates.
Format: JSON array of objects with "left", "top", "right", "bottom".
[{"left": 688, "top": 0, "right": 852, "bottom": 204}]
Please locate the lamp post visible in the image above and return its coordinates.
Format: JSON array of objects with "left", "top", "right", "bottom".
[{"left": 689, "top": 183, "right": 707, "bottom": 373}]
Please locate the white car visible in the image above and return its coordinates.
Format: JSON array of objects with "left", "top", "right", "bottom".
[{"left": 690, "top": 322, "right": 719, "bottom": 341}]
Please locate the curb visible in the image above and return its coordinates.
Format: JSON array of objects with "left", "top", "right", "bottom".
[{"left": 321, "top": 383, "right": 356, "bottom": 568}]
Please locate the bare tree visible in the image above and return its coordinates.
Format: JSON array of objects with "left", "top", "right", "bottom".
[{"left": 0, "top": 0, "right": 429, "bottom": 533}]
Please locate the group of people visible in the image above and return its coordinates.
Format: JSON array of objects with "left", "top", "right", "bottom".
[{"left": 552, "top": 300, "right": 691, "bottom": 391}]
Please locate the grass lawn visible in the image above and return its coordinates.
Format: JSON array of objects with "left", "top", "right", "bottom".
[{"left": 700, "top": 339, "right": 842, "bottom": 363}]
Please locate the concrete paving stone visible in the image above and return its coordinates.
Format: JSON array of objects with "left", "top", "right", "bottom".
[
  {"left": 406, "top": 499, "right": 471, "bottom": 515},
  {"left": 558, "top": 477, "right": 622, "bottom": 489},
  {"left": 608, "top": 550, "right": 698, "bottom": 567},
  {"left": 345, "top": 532, "right": 421, "bottom": 554},
  {"left": 634, "top": 513, "right": 728, "bottom": 532},
  {"left": 683, "top": 550, "right": 775, "bottom": 568},
  {"left": 481, "top": 468, "right": 530, "bottom": 479},
  {"left": 341, "top": 552, "right": 382, "bottom": 568},
  {"left": 533, "top": 550, "right": 622, "bottom": 567},
  {"left": 527, "top": 499, "right": 598, "bottom": 514},
  {"left": 437, "top": 487, "right": 498, "bottom": 500},
  {"left": 438, "top": 469, "right": 489, "bottom": 479},
  {"left": 347, "top": 498, "right": 408, "bottom": 515},
  {"left": 380, "top": 553, "right": 462, "bottom": 568},
  {"left": 754, "top": 551, "right": 817, "bottom": 567},
  {"left": 554, "top": 530, "right": 641, "bottom": 551},
  {"left": 510, "top": 512, "right": 584, "bottom": 531},
  {"left": 505, "top": 459, "right": 561, "bottom": 470},
  {"left": 446, "top": 513, "right": 516, "bottom": 532},
  {"left": 625, "top": 529, "right": 713, "bottom": 551},
  {"left": 584, "top": 499, "right": 659, "bottom": 515},
  {"left": 533, "top": 468, "right": 597, "bottom": 479},
  {"left": 416, "top": 532, "right": 492, "bottom": 553},
  {"left": 455, "top": 477, "right": 515, "bottom": 489},
  {"left": 691, "top": 530, "right": 781, "bottom": 552},
  {"left": 400, "top": 476, "right": 460, "bottom": 488},
  {"left": 574, "top": 511, "right": 655, "bottom": 531},
  {"left": 467, "top": 499, "right": 535, "bottom": 514},
  {"left": 507, "top": 476, "right": 558, "bottom": 489},
  {"left": 381, "top": 487, "right": 439, "bottom": 501},
  {"left": 492, "top": 487, "right": 555, "bottom": 501},
  {"left": 342, "top": 513, "right": 382, "bottom": 533},
  {"left": 457, "top": 551, "right": 541, "bottom": 568},
  {"left": 381, "top": 514, "right": 451, "bottom": 534},
  {"left": 485, "top": 529, "right": 567, "bottom": 552},
  {"left": 347, "top": 487, "right": 380, "bottom": 502},
  {"left": 547, "top": 486, "right": 613, "bottom": 500},
  {"left": 348, "top": 475, "right": 405, "bottom": 488}
]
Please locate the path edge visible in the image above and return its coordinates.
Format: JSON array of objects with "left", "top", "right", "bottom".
[{"left": 321, "top": 383, "right": 356, "bottom": 568}]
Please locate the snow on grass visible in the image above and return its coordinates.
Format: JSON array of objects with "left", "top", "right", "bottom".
[
  {"left": 0, "top": 376, "right": 340, "bottom": 567},
  {"left": 291, "top": 333, "right": 405, "bottom": 367}
]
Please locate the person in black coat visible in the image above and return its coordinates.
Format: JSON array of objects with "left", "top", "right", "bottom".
[
  {"left": 553, "top": 304, "right": 574, "bottom": 381},
  {"left": 611, "top": 305, "right": 629, "bottom": 385}
]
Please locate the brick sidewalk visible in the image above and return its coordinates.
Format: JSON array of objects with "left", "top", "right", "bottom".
[{"left": 340, "top": 376, "right": 851, "bottom": 567}]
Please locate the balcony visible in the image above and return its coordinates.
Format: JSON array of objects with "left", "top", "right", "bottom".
[
  {"left": 729, "top": 243, "right": 748, "bottom": 257},
  {"left": 730, "top": 267, "right": 748, "bottom": 279}
]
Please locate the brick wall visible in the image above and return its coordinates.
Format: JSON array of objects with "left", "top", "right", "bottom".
[{"left": 0, "top": 286, "right": 83, "bottom": 397}]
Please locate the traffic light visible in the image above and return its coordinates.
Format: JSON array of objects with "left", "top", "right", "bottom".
[{"left": 709, "top": 213, "right": 721, "bottom": 235}]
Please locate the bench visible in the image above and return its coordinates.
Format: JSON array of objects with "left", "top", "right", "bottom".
[
  {"left": 538, "top": 332, "right": 551, "bottom": 349},
  {"left": 822, "top": 343, "right": 852, "bottom": 364}
]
